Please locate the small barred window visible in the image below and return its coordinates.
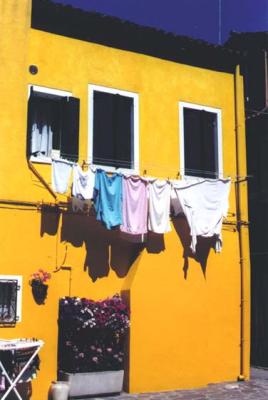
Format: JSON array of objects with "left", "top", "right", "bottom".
[{"left": 0, "top": 279, "right": 20, "bottom": 325}]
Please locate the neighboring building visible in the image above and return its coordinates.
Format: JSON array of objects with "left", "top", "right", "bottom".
[
  {"left": 226, "top": 31, "right": 268, "bottom": 368},
  {"left": 0, "top": 0, "right": 250, "bottom": 398}
]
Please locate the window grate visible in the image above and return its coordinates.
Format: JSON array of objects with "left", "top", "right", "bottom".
[{"left": 0, "top": 280, "right": 18, "bottom": 325}]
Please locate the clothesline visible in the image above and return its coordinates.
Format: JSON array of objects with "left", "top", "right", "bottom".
[
  {"left": 57, "top": 152, "right": 250, "bottom": 181},
  {"left": 246, "top": 107, "right": 268, "bottom": 120},
  {"left": 52, "top": 161, "right": 232, "bottom": 254}
]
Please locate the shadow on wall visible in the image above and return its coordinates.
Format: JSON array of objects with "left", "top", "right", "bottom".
[
  {"left": 40, "top": 206, "right": 168, "bottom": 282},
  {"left": 40, "top": 208, "right": 214, "bottom": 281},
  {"left": 61, "top": 212, "right": 146, "bottom": 282},
  {"left": 40, "top": 205, "right": 60, "bottom": 237},
  {"left": 172, "top": 216, "right": 215, "bottom": 279}
]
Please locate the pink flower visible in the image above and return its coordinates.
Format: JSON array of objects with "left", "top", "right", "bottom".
[{"left": 29, "top": 269, "right": 51, "bottom": 285}]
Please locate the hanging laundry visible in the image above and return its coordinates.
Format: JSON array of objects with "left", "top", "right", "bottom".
[
  {"left": 94, "top": 169, "right": 123, "bottom": 230},
  {"left": 51, "top": 159, "right": 73, "bottom": 194},
  {"left": 148, "top": 179, "right": 171, "bottom": 234},
  {"left": 121, "top": 176, "right": 148, "bottom": 235},
  {"left": 72, "top": 164, "right": 95, "bottom": 200},
  {"left": 172, "top": 178, "right": 231, "bottom": 253},
  {"left": 71, "top": 197, "right": 92, "bottom": 214},
  {"left": 170, "top": 187, "right": 184, "bottom": 216}
]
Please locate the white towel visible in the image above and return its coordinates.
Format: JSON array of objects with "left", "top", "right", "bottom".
[
  {"left": 51, "top": 159, "right": 73, "bottom": 194},
  {"left": 148, "top": 180, "right": 171, "bottom": 234},
  {"left": 172, "top": 178, "right": 231, "bottom": 253},
  {"left": 72, "top": 164, "right": 95, "bottom": 200}
]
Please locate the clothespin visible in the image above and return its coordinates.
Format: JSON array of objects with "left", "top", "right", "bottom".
[{"left": 82, "top": 160, "right": 87, "bottom": 171}]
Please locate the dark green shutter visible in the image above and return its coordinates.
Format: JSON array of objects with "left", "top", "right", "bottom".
[
  {"left": 27, "top": 91, "right": 35, "bottom": 158},
  {"left": 60, "top": 97, "right": 80, "bottom": 162},
  {"left": 184, "top": 108, "right": 218, "bottom": 178},
  {"left": 114, "top": 94, "right": 132, "bottom": 169},
  {"left": 93, "top": 91, "right": 116, "bottom": 166},
  {"left": 201, "top": 110, "right": 218, "bottom": 178}
]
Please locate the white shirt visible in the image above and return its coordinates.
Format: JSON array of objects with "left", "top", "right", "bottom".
[
  {"left": 148, "top": 179, "right": 171, "bottom": 234},
  {"left": 72, "top": 164, "right": 95, "bottom": 200},
  {"left": 172, "top": 178, "right": 231, "bottom": 253}
]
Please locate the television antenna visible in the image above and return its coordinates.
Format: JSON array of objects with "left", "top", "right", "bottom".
[{"left": 218, "top": 0, "right": 222, "bottom": 44}]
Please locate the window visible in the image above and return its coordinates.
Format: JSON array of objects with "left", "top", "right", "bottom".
[
  {"left": 89, "top": 85, "right": 139, "bottom": 173},
  {"left": 0, "top": 275, "right": 22, "bottom": 325},
  {"left": 27, "top": 85, "right": 80, "bottom": 163},
  {"left": 179, "top": 102, "right": 222, "bottom": 178}
]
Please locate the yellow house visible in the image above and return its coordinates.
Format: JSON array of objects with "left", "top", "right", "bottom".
[{"left": 0, "top": 0, "right": 250, "bottom": 399}]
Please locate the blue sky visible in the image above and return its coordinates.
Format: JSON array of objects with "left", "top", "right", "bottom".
[{"left": 53, "top": 0, "right": 268, "bottom": 44}]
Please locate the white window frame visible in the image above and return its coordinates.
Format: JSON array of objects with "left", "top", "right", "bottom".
[
  {"left": 88, "top": 84, "right": 139, "bottom": 174},
  {"left": 0, "top": 275, "right": 23, "bottom": 323},
  {"left": 179, "top": 101, "right": 223, "bottom": 178},
  {"left": 28, "top": 85, "right": 72, "bottom": 164}
]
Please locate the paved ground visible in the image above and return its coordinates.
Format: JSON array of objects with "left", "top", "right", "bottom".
[{"left": 84, "top": 368, "right": 268, "bottom": 400}]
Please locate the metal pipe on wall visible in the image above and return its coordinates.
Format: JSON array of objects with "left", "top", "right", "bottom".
[
  {"left": 234, "top": 63, "right": 250, "bottom": 381},
  {"left": 27, "top": 160, "right": 57, "bottom": 200}
]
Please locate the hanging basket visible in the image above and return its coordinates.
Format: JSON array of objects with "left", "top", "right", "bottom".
[{"left": 31, "top": 281, "right": 48, "bottom": 305}]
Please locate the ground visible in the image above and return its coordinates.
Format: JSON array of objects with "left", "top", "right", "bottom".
[{"left": 85, "top": 368, "right": 268, "bottom": 400}]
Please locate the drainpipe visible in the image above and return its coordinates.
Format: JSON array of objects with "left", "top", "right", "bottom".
[
  {"left": 28, "top": 160, "right": 57, "bottom": 200},
  {"left": 234, "top": 64, "right": 250, "bottom": 381},
  {"left": 264, "top": 50, "right": 268, "bottom": 107}
]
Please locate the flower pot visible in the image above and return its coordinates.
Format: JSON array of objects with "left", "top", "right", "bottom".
[
  {"left": 59, "top": 370, "right": 124, "bottom": 397},
  {"left": 31, "top": 281, "right": 48, "bottom": 305},
  {"left": 50, "top": 381, "right": 70, "bottom": 400}
]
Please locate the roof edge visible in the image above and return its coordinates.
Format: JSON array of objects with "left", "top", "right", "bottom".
[{"left": 32, "top": 0, "right": 242, "bottom": 73}]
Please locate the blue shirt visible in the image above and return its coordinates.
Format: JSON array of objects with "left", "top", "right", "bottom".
[{"left": 94, "top": 169, "right": 123, "bottom": 229}]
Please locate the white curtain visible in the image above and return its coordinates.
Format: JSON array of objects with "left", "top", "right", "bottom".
[{"left": 31, "top": 123, "right": 53, "bottom": 157}]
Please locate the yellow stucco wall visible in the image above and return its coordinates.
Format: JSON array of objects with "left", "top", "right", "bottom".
[{"left": 0, "top": 1, "right": 250, "bottom": 399}]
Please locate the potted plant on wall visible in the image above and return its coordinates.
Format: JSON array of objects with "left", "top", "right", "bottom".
[
  {"left": 58, "top": 294, "right": 130, "bottom": 397},
  {"left": 29, "top": 269, "right": 51, "bottom": 305}
]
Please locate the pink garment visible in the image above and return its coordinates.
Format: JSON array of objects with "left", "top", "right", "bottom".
[{"left": 120, "top": 176, "right": 148, "bottom": 235}]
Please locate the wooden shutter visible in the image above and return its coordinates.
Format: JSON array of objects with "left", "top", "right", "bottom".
[
  {"left": 93, "top": 91, "right": 116, "bottom": 167},
  {"left": 27, "top": 91, "right": 35, "bottom": 158},
  {"left": 201, "top": 110, "right": 218, "bottom": 178},
  {"left": 184, "top": 108, "right": 218, "bottom": 178},
  {"left": 60, "top": 97, "right": 80, "bottom": 162},
  {"left": 114, "top": 94, "right": 133, "bottom": 169},
  {"left": 184, "top": 108, "right": 203, "bottom": 176},
  {"left": 93, "top": 91, "right": 133, "bottom": 169}
]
